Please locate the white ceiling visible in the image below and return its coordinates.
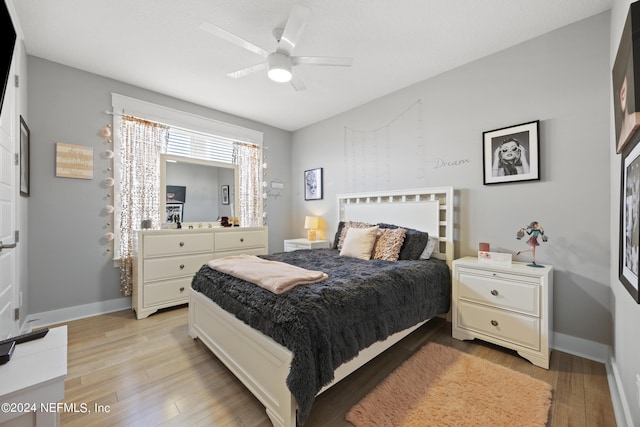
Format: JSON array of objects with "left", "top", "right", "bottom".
[{"left": 12, "top": 0, "right": 612, "bottom": 131}]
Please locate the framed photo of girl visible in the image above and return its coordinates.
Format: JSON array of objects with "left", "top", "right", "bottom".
[
  {"left": 619, "top": 139, "right": 640, "bottom": 304},
  {"left": 304, "top": 167, "right": 323, "bottom": 200},
  {"left": 482, "top": 120, "right": 540, "bottom": 185}
]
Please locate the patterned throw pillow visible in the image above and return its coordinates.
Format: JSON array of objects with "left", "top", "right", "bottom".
[{"left": 372, "top": 228, "right": 407, "bottom": 261}]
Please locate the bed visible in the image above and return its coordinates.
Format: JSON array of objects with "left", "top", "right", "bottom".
[{"left": 188, "top": 187, "right": 455, "bottom": 426}]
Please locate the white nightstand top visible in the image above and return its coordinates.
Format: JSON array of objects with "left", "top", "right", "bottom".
[{"left": 284, "top": 238, "right": 329, "bottom": 245}]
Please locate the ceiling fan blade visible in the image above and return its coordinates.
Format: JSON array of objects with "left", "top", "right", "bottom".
[
  {"left": 227, "top": 62, "right": 268, "bottom": 79},
  {"left": 200, "top": 21, "right": 270, "bottom": 58},
  {"left": 290, "top": 74, "right": 306, "bottom": 91},
  {"left": 277, "top": 4, "right": 311, "bottom": 56},
  {"left": 292, "top": 56, "right": 353, "bottom": 67}
]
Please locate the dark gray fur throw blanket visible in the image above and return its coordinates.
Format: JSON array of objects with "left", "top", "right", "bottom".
[{"left": 191, "top": 248, "right": 451, "bottom": 425}]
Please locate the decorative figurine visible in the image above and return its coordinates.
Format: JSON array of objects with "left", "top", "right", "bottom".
[{"left": 516, "top": 221, "right": 548, "bottom": 267}]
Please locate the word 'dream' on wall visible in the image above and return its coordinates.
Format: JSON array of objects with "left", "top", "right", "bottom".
[{"left": 56, "top": 142, "right": 94, "bottom": 179}]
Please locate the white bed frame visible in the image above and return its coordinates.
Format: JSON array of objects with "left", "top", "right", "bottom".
[{"left": 188, "top": 187, "right": 455, "bottom": 426}]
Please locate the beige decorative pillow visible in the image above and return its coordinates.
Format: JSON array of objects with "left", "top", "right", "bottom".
[
  {"left": 337, "top": 221, "right": 373, "bottom": 250},
  {"left": 372, "top": 228, "right": 407, "bottom": 261},
  {"left": 340, "top": 226, "right": 379, "bottom": 260}
]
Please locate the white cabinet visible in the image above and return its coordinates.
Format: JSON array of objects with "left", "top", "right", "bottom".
[
  {"left": 133, "top": 227, "right": 268, "bottom": 319},
  {"left": 283, "top": 238, "right": 331, "bottom": 252},
  {"left": 452, "top": 256, "right": 553, "bottom": 369}
]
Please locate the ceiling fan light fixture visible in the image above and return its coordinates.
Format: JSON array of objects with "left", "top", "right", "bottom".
[{"left": 267, "top": 52, "right": 292, "bottom": 83}]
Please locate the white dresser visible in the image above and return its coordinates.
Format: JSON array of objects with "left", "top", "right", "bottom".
[
  {"left": 283, "top": 238, "right": 331, "bottom": 252},
  {"left": 451, "top": 256, "right": 553, "bottom": 369},
  {"left": 133, "top": 227, "right": 268, "bottom": 319}
]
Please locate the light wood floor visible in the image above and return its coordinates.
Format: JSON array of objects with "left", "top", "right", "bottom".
[{"left": 57, "top": 305, "right": 616, "bottom": 426}]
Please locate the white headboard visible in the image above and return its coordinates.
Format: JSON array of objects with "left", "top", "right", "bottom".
[{"left": 337, "top": 187, "right": 455, "bottom": 267}]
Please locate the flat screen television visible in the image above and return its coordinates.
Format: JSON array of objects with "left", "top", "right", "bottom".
[{"left": 0, "top": 0, "right": 17, "bottom": 117}]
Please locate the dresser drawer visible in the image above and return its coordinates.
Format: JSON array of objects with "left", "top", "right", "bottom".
[
  {"left": 211, "top": 247, "right": 268, "bottom": 259},
  {"left": 457, "top": 301, "right": 540, "bottom": 350},
  {"left": 458, "top": 272, "right": 540, "bottom": 316},
  {"left": 143, "top": 233, "right": 213, "bottom": 257},
  {"left": 215, "top": 230, "right": 266, "bottom": 251},
  {"left": 144, "top": 277, "right": 191, "bottom": 306},
  {"left": 143, "top": 253, "right": 212, "bottom": 282}
]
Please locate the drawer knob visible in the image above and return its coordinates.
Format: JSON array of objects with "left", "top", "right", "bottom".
[
  {"left": 179, "top": 242, "right": 185, "bottom": 247},
  {"left": 240, "top": 238, "right": 244, "bottom": 242},
  {"left": 490, "top": 289, "right": 499, "bottom": 296},
  {"left": 179, "top": 264, "right": 185, "bottom": 269},
  {"left": 179, "top": 287, "right": 185, "bottom": 293},
  {"left": 491, "top": 320, "right": 499, "bottom": 327}
]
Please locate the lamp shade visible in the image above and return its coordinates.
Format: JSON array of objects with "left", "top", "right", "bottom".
[{"left": 304, "top": 216, "right": 319, "bottom": 230}]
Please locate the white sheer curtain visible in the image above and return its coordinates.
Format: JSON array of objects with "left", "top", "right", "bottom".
[
  {"left": 233, "top": 142, "right": 262, "bottom": 227},
  {"left": 117, "top": 116, "right": 168, "bottom": 296}
]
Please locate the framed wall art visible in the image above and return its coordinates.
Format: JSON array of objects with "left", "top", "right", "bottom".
[
  {"left": 166, "top": 203, "right": 184, "bottom": 223},
  {"left": 166, "top": 185, "right": 186, "bottom": 204},
  {"left": 221, "top": 184, "right": 230, "bottom": 205},
  {"left": 19, "top": 116, "right": 29, "bottom": 196},
  {"left": 483, "top": 120, "right": 540, "bottom": 185},
  {"left": 55, "top": 142, "right": 94, "bottom": 179},
  {"left": 613, "top": 1, "right": 640, "bottom": 154},
  {"left": 619, "top": 139, "right": 640, "bottom": 304},
  {"left": 304, "top": 167, "right": 323, "bottom": 200}
]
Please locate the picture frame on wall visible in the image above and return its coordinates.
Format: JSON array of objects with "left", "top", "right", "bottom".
[
  {"left": 613, "top": 1, "right": 640, "bottom": 154},
  {"left": 482, "top": 120, "right": 540, "bottom": 185},
  {"left": 221, "top": 185, "right": 230, "bottom": 205},
  {"left": 19, "top": 116, "right": 29, "bottom": 196},
  {"left": 619, "top": 139, "right": 640, "bottom": 304},
  {"left": 304, "top": 167, "right": 323, "bottom": 200}
]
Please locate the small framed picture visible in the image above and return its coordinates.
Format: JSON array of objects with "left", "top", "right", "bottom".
[
  {"left": 483, "top": 120, "right": 540, "bottom": 185},
  {"left": 166, "top": 203, "right": 183, "bottom": 223},
  {"left": 613, "top": 2, "right": 640, "bottom": 154},
  {"left": 19, "top": 116, "right": 29, "bottom": 196},
  {"left": 619, "top": 139, "right": 640, "bottom": 304},
  {"left": 221, "top": 185, "right": 230, "bottom": 205},
  {"left": 304, "top": 167, "right": 323, "bottom": 200}
]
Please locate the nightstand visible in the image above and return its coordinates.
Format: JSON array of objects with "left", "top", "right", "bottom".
[
  {"left": 452, "top": 256, "right": 553, "bottom": 369},
  {"left": 283, "top": 238, "right": 331, "bottom": 252}
]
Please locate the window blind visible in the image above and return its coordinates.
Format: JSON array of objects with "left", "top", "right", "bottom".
[{"left": 166, "top": 127, "right": 236, "bottom": 164}]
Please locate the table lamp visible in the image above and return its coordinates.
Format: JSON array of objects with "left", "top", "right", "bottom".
[{"left": 304, "top": 216, "right": 319, "bottom": 241}]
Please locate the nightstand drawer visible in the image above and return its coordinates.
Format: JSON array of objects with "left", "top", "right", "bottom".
[
  {"left": 143, "top": 233, "right": 213, "bottom": 257},
  {"left": 143, "top": 253, "right": 212, "bottom": 282},
  {"left": 456, "top": 266, "right": 541, "bottom": 284},
  {"left": 284, "top": 242, "right": 309, "bottom": 251},
  {"left": 457, "top": 301, "right": 540, "bottom": 350},
  {"left": 144, "top": 277, "right": 191, "bottom": 306},
  {"left": 458, "top": 272, "right": 539, "bottom": 316}
]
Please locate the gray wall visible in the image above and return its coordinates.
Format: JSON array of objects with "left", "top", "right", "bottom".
[
  {"left": 291, "top": 13, "right": 612, "bottom": 350},
  {"left": 611, "top": 1, "right": 640, "bottom": 425},
  {"left": 27, "top": 57, "right": 292, "bottom": 314}
]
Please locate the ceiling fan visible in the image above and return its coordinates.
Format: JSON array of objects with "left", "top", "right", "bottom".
[{"left": 199, "top": 4, "right": 353, "bottom": 91}]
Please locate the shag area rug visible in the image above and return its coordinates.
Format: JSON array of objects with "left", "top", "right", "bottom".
[{"left": 346, "top": 342, "right": 552, "bottom": 427}]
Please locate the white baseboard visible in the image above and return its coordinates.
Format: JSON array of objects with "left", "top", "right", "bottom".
[
  {"left": 607, "top": 352, "right": 633, "bottom": 427},
  {"left": 24, "top": 297, "right": 132, "bottom": 329},
  {"left": 553, "top": 331, "right": 609, "bottom": 363}
]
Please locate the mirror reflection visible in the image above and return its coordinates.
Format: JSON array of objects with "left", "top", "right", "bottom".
[{"left": 160, "top": 155, "right": 238, "bottom": 224}]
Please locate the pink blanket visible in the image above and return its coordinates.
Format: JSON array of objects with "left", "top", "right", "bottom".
[{"left": 207, "top": 254, "right": 328, "bottom": 294}]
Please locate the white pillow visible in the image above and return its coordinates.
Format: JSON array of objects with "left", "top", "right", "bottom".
[
  {"left": 340, "top": 226, "right": 380, "bottom": 260},
  {"left": 419, "top": 236, "right": 439, "bottom": 259}
]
